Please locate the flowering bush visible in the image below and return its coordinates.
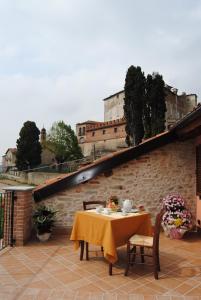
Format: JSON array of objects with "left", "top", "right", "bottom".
[
  {"left": 163, "top": 193, "right": 185, "bottom": 212},
  {"left": 162, "top": 194, "right": 192, "bottom": 230}
]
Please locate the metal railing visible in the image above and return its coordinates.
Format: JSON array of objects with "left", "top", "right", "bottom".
[
  {"left": 5, "top": 157, "right": 93, "bottom": 175},
  {"left": 0, "top": 192, "right": 15, "bottom": 251}
]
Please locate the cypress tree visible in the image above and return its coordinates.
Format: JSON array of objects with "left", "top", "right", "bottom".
[
  {"left": 16, "top": 121, "right": 42, "bottom": 170},
  {"left": 124, "top": 66, "right": 145, "bottom": 146},
  {"left": 143, "top": 74, "right": 152, "bottom": 138},
  {"left": 144, "top": 72, "right": 166, "bottom": 137}
]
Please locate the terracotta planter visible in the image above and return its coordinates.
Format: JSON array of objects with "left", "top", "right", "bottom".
[{"left": 37, "top": 232, "right": 51, "bottom": 242}]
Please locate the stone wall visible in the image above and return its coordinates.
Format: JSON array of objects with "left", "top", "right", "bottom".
[
  {"left": 38, "top": 139, "right": 196, "bottom": 230},
  {"left": 80, "top": 138, "right": 127, "bottom": 157},
  {"left": 2, "top": 171, "right": 66, "bottom": 186},
  {"left": 104, "top": 91, "right": 125, "bottom": 121}
]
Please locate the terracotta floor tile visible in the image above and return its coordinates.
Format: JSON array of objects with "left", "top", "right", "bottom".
[
  {"left": 54, "top": 270, "right": 82, "bottom": 285},
  {"left": 155, "top": 278, "right": 183, "bottom": 289},
  {"left": 145, "top": 282, "right": 168, "bottom": 294},
  {"left": 174, "top": 283, "right": 196, "bottom": 295},
  {"left": 35, "top": 288, "right": 53, "bottom": 300},
  {"left": 143, "top": 296, "right": 157, "bottom": 300},
  {"left": 134, "top": 285, "right": 161, "bottom": 295},
  {"left": 1, "top": 233, "right": 201, "bottom": 298},
  {"left": 184, "top": 284, "right": 201, "bottom": 296},
  {"left": 115, "top": 280, "right": 142, "bottom": 293},
  {"left": 76, "top": 283, "right": 104, "bottom": 295}
]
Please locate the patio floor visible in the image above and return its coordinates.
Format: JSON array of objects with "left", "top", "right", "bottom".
[{"left": 0, "top": 233, "right": 201, "bottom": 300}]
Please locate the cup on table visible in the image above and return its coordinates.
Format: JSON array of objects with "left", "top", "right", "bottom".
[
  {"left": 121, "top": 209, "right": 127, "bottom": 216},
  {"left": 96, "top": 206, "right": 103, "bottom": 213},
  {"left": 103, "top": 208, "right": 110, "bottom": 215}
]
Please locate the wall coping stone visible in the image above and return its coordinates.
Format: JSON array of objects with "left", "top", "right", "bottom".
[{"left": 3, "top": 185, "right": 35, "bottom": 191}]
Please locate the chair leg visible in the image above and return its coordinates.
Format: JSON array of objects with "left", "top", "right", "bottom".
[
  {"left": 153, "top": 254, "right": 158, "bottom": 280},
  {"left": 140, "top": 246, "right": 145, "bottom": 263},
  {"left": 125, "top": 242, "right": 130, "bottom": 276},
  {"left": 80, "top": 240, "right": 84, "bottom": 261},
  {"left": 86, "top": 242, "right": 89, "bottom": 260},
  {"left": 130, "top": 246, "right": 136, "bottom": 266},
  {"left": 109, "top": 263, "right": 112, "bottom": 275},
  {"left": 157, "top": 252, "right": 160, "bottom": 271}
]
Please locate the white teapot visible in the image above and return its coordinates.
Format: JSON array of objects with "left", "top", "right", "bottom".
[{"left": 122, "top": 199, "right": 133, "bottom": 212}]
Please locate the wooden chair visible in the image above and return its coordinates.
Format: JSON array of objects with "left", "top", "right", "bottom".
[
  {"left": 82, "top": 200, "right": 106, "bottom": 260},
  {"left": 124, "top": 210, "right": 164, "bottom": 279}
]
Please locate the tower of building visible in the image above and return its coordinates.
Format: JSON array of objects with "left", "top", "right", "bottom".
[{"left": 40, "top": 127, "right": 46, "bottom": 144}]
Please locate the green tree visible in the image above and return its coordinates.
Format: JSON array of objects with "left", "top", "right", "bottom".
[
  {"left": 143, "top": 74, "right": 153, "bottom": 138},
  {"left": 124, "top": 65, "right": 145, "bottom": 146},
  {"left": 16, "top": 121, "right": 42, "bottom": 170},
  {"left": 47, "top": 121, "right": 83, "bottom": 164},
  {"left": 144, "top": 72, "right": 166, "bottom": 137}
]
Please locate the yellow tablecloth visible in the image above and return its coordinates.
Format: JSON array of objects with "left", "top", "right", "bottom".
[{"left": 70, "top": 211, "right": 152, "bottom": 263}]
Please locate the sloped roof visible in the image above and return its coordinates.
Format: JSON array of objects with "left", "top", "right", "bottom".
[
  {"left": 33, "top": 103, "right": 201, "bottom": 202},
  {"left": 33, "top": 131, "right": 176, "bottom": 201}
]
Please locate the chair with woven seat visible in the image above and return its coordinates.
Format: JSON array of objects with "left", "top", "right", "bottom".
[
  {"left": 124, "top": 209, "right": 164, "bottom": 279},
  {"left": 82, "top": 200, "right": 106, "bottom": 260}
]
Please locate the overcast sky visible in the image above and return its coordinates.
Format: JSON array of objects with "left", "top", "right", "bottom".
[{"left": 0, "top": 0, "right": 201, "bottom": 159}]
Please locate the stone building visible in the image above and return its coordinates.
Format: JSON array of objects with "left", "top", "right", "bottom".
[
  {"left": 33, "top": 103, "right": 201, "bottom": 232},
  {"left": 76, "top": 85, "right": 197, "bottom": 157},
  {"left": 2, "top": 148, "right": 17, "bottom": 171}
]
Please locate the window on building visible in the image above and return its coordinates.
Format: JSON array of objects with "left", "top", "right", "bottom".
[
  {"left": 114, "top": 127, "right": 117, "bottom": 133},
  {"left": 79, "top": 127, "right": 81, "bottom": 136},
  {"left": 103, "top": 130, "right": 106, "bottom": 135},
  {"left": 92, "top": 132, "right": 95, "bottom": 136},
  {"left": 83, "top": 127, "right": 85, "bottom": 135}
]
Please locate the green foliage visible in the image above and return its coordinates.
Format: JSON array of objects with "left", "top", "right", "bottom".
[
  {"left": 33, "top": 205, "right": 57, "bottom": 234},
  {"left": 124, "top": 66, "right": 166, "bottom": 144},
  {"left": 16, "top": 121, "right": 42, "bottom": 170},
  {"left": 47, "top": 121, "right": 83, "bottom": 164},
  {"left": 144, "top": 72, "right": 166, "bottom": 137},
  {"left": 124, "top": 65, "right": 145, "bottom": 146}
]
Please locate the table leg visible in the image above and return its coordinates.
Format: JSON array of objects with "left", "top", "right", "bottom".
[
  {"left": 109, "top": 263, "right": 112, "bottom": 275},
  {"left": 80, "top": 240, "right": 84, "bottom": 260}
]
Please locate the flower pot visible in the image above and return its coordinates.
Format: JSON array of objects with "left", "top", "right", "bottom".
[
  {"left": 37, "top": 232, "right": 51, "bottom": 242},
  {"left": 162, "top": 224, "right": 188, "bottom": 239},
  {"left": 162, "top": 224, "right": 174, "bottom": 237},
  {"left": 169, "top": 228, "right": 188, "bottom": 239}
]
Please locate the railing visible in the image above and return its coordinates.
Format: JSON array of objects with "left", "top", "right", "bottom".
[
  {"left": 7, "top": 157, "right": 93, "bottom": 175},
  {"left": 0, "top": 192, "right": 15, "bottom": 251}
]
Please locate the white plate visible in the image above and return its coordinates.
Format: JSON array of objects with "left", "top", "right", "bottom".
[{"left": 130, "top": 209, "right": 139, "bottom": 213}]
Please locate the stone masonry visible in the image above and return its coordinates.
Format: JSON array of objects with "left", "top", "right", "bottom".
[{"left": 38, "top": 139, "right": 196, "bottom": 231}]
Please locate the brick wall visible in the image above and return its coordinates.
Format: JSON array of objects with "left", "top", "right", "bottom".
[
  {"left": 86, "top": 122, "right": 126, "bottom": 143},
  {"left": 4, "top": 186, "right": 34, "bottom": 246},
  {"left": 38, "top": 139, "right": 196, "bottom": 230}
]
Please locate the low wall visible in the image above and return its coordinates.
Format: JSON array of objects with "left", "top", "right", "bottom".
[
  {"left": 1, "top": 172, "right": 65, "bottom": 186},
  {"left": 38, "top": 139, "right": 196, "bottom": 230}
]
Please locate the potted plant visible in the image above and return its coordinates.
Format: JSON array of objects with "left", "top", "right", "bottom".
[
  {"left": 161, "top": 193, "right": 192, "bottom": 239},
  {"left": 33, "top": 205, "right": 57, "bottom": 242}
]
